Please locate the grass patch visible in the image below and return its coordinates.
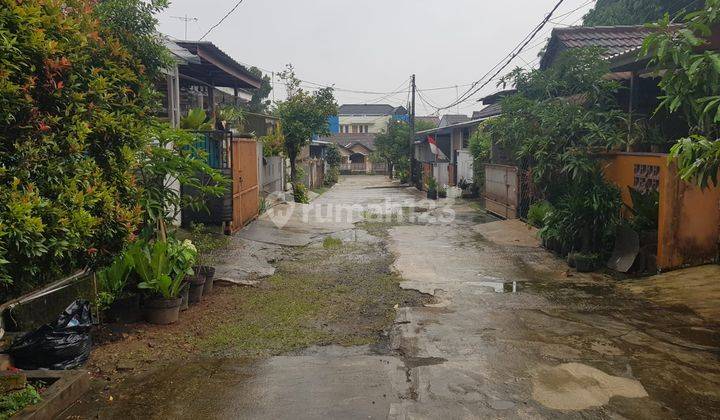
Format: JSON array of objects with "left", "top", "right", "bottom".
[
  {"left": 311, "top": 186, "right": 329, "bottom": 196},
  {"left": 322, "top": 236, "right": 343, "bottom": 249}
]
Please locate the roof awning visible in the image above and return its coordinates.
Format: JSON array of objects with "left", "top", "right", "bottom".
[
  {"left": 175, "top": 41, "right": 262, "bottom": 89},
  {"left": 415, "top": 117, "right": 486, "bottom": 138}
]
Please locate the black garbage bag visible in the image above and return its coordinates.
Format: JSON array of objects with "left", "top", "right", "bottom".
[{"left": 6, "top": 300, "right": 92, "bottom": 370}]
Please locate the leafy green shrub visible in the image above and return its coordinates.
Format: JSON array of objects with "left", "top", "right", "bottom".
[
  {"left": 259, "top": 124, "right": 285, "bottom": 157},
  {"left": 293, "top": 183, "right": 309, "bottom": 204},
  {"left": 0, "top": 384, "right": 41, "bottom": 418},
  {"left": 644, "top": 1, "right": 720, "bottom": 188},
  {"left": 131, "top": 239, "right": 196, "bottom": 299},
  {"left": 527, "top": 201, "right": 553, "bottom": 228},
  {"left": 324, "top": 166, "right": 340, "bottom": 186},
  {"left": 571, "top": 252, "right": 603, "bottom": 273},
  {"left": 325, "top": 144, "right": 342, "bottom": 168},
  {"left": 627, "top": 187, "right": 659, "bottom": 232},
  {"left": 438, "top": 185, "right": 447, "bottom": 198},
  {"left": 180, "top": 108, "right": 213, "bottom": 131},
  {"left": 216, "top": 106, "right": 244, "bottom": 131},
  {"left": 540, "top": 173, "right": 622, "bottom": 255},
  {"left": 136, "top": 125, "right": 228, "bottom": 240},
  {"left": 97, "top": 252, "right": 134, "bottom": 310},
  {"left": 0, "top": 0, "right": 168, "bottom": 300}
]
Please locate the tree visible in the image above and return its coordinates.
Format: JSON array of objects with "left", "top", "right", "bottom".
[
  {"left": 583, "top": 0, "right": 704, "bottom": 26},
  {"left": 644, "top": 0, "right": 720, "bottom": 188},
  {"left": 0, "top": 0, "right": 168, "bottom": 298},
  {"left": 373, "top": 119, "right": 435, "bottom": 180},
  {"left": 247, "top": 66, "right": 272, "bottom": 114},
  {"left": 325, "top": 144, "right": 342, "bottom": 168},
  {"left": 275, "top": 65, "right": 337, "bottom": 183},
  {"left": 136, "top": 126, "right": 227, "bottom": 241}
]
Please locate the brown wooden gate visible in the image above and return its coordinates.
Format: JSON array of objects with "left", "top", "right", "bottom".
[
  {"left": 484, "top": 164, "right": 519, "bottom": 219},
  {"left": 228, "top": 138, "right": 259, "bottom": 234}
]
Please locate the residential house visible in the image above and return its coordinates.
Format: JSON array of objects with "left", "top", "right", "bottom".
[
  {"left": 160, "top": 38, "right": 265, "bottom": 234},
  {"left": 316, "top": 104, "right": 411, "bottom": 174},
  {"left": 414, "top": 114, "right": 483, "bottom": 188},
  {"left": 487, "top": 24, "right": 720, "bottom": 271},
  {"left": 331, "top": 104, "right": 408, "bottom": 134},
  {"left": 316, "top": 133, "right": 387, "bottom": 174}
]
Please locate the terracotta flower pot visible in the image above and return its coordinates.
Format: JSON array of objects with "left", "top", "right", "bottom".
[{"left": 143, "top": 297, "right": 182, "bottom": 325}]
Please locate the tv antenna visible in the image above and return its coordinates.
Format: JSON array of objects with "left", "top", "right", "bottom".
[{"left": 170, "top": 15, "right": 199, "bottom": 40}]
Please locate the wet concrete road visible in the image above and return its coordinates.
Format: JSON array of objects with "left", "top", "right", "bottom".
[{"left": 69, "top": 176, "right": 720, "bottom": 419}]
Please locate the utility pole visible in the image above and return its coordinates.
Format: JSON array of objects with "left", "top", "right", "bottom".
[
  {"left": 171, "top": 15, "right": 198, "bottom": 39},
  {"left": 409, "top": 74, "right": 417, "bottom": 185}
]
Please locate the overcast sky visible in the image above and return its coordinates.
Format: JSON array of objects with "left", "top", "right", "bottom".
[{"left": 157, "top": 0, "right": 595, "bottom": 116}]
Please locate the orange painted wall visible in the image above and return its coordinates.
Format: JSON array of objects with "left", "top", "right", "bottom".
[{"left": 602, "top": 152, "right": 720, "bottom": 270}]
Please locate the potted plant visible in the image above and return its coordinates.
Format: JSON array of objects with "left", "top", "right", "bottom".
[
  {"left": 190, "top": 224, "right": 218, "bottom": 296},
  {"left": 97, "top": 253, "right": 141, "bottom": 323},
  {"left": 573, "top": 253, "right": 601, "bottom": 272},
  {"left": 427, "top": 177, "right": 438, "bottom": 200},
  {"left": 129, "top": 241, "right": 187, "bottom": 325},
  {"left": 170, "top": 239, "right": 204, "bottom": 304},
  {"left": 180, "top": 282, "right": 190, "bottom": 311},
  {"left": 438, "top": 185, "right": 448, "bottom": 199},
  {"left": 216, "top": 105, "right": 244, "bottom": 132}
]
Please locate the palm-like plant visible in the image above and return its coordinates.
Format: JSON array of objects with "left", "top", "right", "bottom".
[
  {"left": 129, "top": 241, "right": 186, "bottom": 300},
  {"left": 97, "top": 253, "right": 134, "bottom": 310}
]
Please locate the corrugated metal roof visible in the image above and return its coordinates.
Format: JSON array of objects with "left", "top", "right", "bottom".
[
  {"left": 439, "top": 114, "right": 469, "bottom": 128},
  {"left": 162, "top": 38, "right": 200, "bottom": 65}
]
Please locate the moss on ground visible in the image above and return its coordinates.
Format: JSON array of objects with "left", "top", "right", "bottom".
[
  {"left": 196, "top": 241, "right": 428, "bottom": 357},
  {"left": 311, "top": 186, "right": 329, "bottom": 196},
  {"left": 322, "top": 236, "right": 343, "bottom": 249}
]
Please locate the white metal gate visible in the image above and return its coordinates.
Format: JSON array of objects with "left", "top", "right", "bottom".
[
  {"left": 457, "top": 150, "right": 474, "bottom": 183},
  {"left": 484, "top": 164, "right": 519, "bottom": 219},
  {"left": 434, "top": 162, "right": 449, "bottom": 187}
]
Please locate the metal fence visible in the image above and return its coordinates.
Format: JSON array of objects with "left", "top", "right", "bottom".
[{"left": 192, "top": 130, "right": 231, "bottom": 169}]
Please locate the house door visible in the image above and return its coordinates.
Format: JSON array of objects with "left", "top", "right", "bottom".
[
  {"left": 229, "top": 138, "right": 259, "bottom": 233},
  {"left": 484, "top": 164, "right": 519, "bottom": 219}
]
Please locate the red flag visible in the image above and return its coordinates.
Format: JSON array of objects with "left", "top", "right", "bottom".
[{"left": 427, "top": 135, "right": 440, "bottom": 156}]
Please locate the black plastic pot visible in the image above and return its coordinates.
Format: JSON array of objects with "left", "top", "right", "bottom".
[
  {"left": 105, "top": 294, "right": 142, "bottom": 324},
  {"left": 427, "top": 190, "right": 438, "bottom": 200},
  {"left": 196, "top": 265, "right": 216, "bottom": 296},
  {"left": 143, "top": 297, "right": 182, "bottom": 325},
  {"left": 180, "top": 283, "right": 190, "bottom": 311},
  {"left": 187, "top": 274, "right": 205, "bottom": 304}
]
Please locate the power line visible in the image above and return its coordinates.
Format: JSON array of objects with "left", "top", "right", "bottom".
[
  {"left": 437, "top": 0, "right": 568, "bottom": 111},
  {"left": 199, "top": 0, "right": 246, "bottom": 41}
]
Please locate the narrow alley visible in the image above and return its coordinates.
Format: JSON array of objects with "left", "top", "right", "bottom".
[{"left": 68, "top": 176, "right": 720, "bottom": 419}]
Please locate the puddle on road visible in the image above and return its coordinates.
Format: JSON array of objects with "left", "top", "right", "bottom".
[{"left": 474, "top": 277, "right": 520, "bottom": 293}]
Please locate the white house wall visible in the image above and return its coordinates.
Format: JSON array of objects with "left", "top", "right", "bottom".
[{"left": 339, "top": 115, "right": 391, "bottom": 134}]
